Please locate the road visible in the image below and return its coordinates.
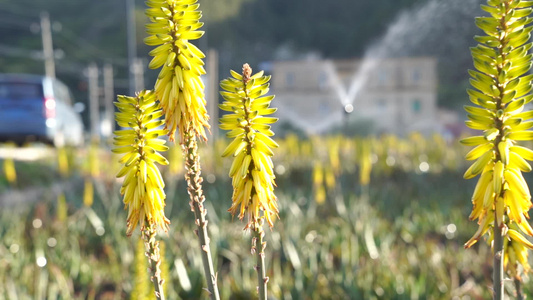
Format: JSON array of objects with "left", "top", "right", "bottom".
[{"left": 0, "top": 146, "right": 55, "bottom": 161}]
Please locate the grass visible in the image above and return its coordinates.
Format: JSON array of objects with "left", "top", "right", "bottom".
[{"left": 0, "top": 135, "right": 529, "bottom": 299}]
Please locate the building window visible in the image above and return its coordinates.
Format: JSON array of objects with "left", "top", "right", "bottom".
[
  {"left": 413, "top": 68, "right": 421, "bottom": 82},
  {"left": 377, "top": 98, "right": 387, "bottom": 110},
  {"left": 318, "top": 72, "right": 328, "bottom": 91},
  {"left": 412, "top": 99, "right": 421, "bottom": 113},
  {"left": 378, "top": 70, "right": 387, "bottom": 85},
  {"left": 286, "top": 72, "right": 295, "bottom": 89}
]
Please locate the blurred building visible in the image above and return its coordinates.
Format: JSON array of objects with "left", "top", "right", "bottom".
[{"left": 270, "top": 57, "right": 443, "bottom": 135}]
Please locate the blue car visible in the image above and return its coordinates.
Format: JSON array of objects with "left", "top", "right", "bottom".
[{"left": 0, "top": 74, "right": 84, "bottom": 147}]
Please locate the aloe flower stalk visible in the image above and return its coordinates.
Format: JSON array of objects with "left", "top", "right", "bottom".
[
  {"left": 145, "top": 0, "right": 209, "bottom": 142},
  {"left": 219, "top": 64, "right": 279, "bottom": 300},
  {"left": 112, "top": 90, "right": 169, "bottom": 299},
  {"left": 182, "top": 129, "right": 220, "bottom": 300},
  {"left": 463, "top": 0, "right": 533, "bottom": 297},
  {"left": 143, "top": 223, "right": 166, "bottom": 300},
  {"left": 144, "top": 2, "right": 220, "bottom": 298}
]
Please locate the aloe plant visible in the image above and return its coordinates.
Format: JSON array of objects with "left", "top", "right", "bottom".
[
  {"left": 144, "top": 1, "right": 220, "bottom": 299},
  {"left": 219, "top": 64, "right": 279, "bottom": 300},
  {"left": 462, "top": 0, "right": 533, "bottom": 298},
  {"left": 112, "top": 90, "right": 169, "bottom": 299}
]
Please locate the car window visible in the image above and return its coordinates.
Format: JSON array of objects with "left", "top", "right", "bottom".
[{"left": 0, "top": 82, "right": 43, "bottom": 99}]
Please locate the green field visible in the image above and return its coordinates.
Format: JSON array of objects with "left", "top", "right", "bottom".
[{"left": 0, "top": 135, "right": 529, "bottom": 299}]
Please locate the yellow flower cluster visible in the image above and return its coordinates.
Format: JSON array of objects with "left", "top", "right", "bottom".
[
  {"left": 312, "top": 163, "right": 326, "bottom": 204},
  {"left": 113, "top": 90, "right": 170, "bottom": 236},
  {"left": 145, "top": 0, "right": 209, "bottom": 142},
  {"left": 219, "top": 64, "right": 279, "bottom": 229},
  {"left": 463, "top": 0, "right": 533, "bottom": 275},
  {"left": 506, "top": 223, "right": 533, "bottom": 274}
]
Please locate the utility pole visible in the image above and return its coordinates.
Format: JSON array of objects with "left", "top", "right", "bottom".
[
  {"left": 103, "top": 63, "right": 115, "bottom": 139},
  {"left": 88, "top": 63, "right": 100, "bottom": 142},
  {"left": 40, "top": 12, "right": 55, "bottom": 78},
  {"left": 126, "top": 0, "right": 137, "bottom": 95},
  {"left": 207, "top": 49, "right": 219, "bottom": 141},
  {"left": 133, "top": 58, "right": 145, "bottom": 92}
]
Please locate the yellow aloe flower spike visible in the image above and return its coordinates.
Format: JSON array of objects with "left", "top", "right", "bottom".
[
  {"left": 219, "top": 64, "right": 279, "bottom": 229},
  {"left": 145, "top": 0, "right": 209, "bottom": 142},
  {"left": 112, "top": 90, "right": 170, "bottom": 236},
  {"left": 463, "top": 0, "right": 533, "bottom": 292}
]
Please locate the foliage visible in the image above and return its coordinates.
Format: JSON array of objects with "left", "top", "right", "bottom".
[{"left": 0, "top": 134, "right": 518, "bottom": 299}]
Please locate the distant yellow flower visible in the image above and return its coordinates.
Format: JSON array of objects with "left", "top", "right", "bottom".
[
  {"left": 358, "top": 140, "right": 372, "bottom": 186},
  {"left": 219, "top": 64, "right": 279, "bottom": 228},
  {"left": 313, "top": 162, "right": 326, "bottom": 204},
  {"left": 324, "top": 167, "right": 336, "bottom": 190},
  {"left": 3, "top": 157, "right": 16, "bottom": 186},
  {"left": 113, "top": 90, "right": 170, "bottom": 236},
  {"left": 131, "top": 239, "right": 150, "bottom": 300},
  {"left": 144, "top": 0, "right": 209, "bottom": 142},
  {"left": 83, "top": 179, "right": 94, "bottom": 207}
]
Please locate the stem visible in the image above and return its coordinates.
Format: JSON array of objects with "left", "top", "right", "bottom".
[
  {"left": 183, "top": 130, "right": 220, "bottom": 300},
  {"left": 514, "top": 276, "right": 524, "bottom": 300},
  {"left": 493, "top": 212, "right": 504, "bottom": 300},
  {"left": 492, "top": 3, "right": 509, "bottom": 299},
  {"left": 142, "top": 222, "right": 165, "bottom": 300},
  {"left": 253, "top": 221, "right": 268, "bottom": 300}
]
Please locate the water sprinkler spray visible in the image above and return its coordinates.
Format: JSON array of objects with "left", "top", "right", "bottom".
[{"left": 344, "top": 104, "right": 354, "bottom": 114}]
